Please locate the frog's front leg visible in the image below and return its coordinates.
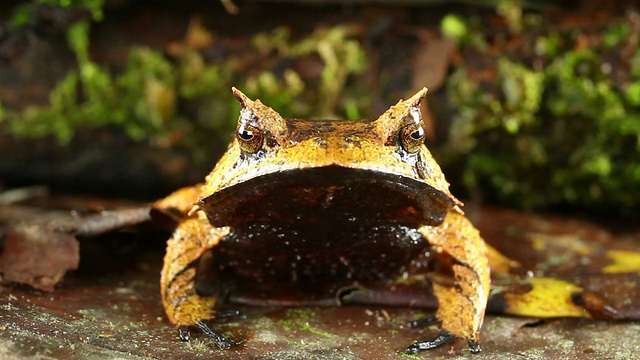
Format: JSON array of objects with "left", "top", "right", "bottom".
[
  {"left": 160, "top": 215, "right": 235, "bottom": 349},
  {"left": 153, "top": 184, "right": 204, "bottom": 220},
  {"left": 407, "top": 212, "right": 490, "bottom": 354}
]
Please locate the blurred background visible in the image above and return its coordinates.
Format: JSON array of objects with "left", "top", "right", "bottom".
[{"left": 1, "top": 0, "right": 639, "bottom": 219}]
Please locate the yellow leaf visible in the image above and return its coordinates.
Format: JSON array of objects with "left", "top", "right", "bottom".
[
  {"left": 500, "top": 277, "right": 590, "bottom": 318},
  {"left": 602, "top": 249, "right": 640, "bottom": 273}
]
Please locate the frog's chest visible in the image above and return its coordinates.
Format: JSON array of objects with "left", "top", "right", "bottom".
[{"left": 213, "top": 220, "right": 427, "bottom": 283}]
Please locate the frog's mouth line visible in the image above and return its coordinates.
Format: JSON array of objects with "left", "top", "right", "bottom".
[{"left": 199, "top": 165, "right": 454, "bottom": 229}]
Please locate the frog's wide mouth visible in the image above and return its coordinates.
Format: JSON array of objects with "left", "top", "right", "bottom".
[{"left": 198, "top": 165, "right": 454, "bottom": 228}]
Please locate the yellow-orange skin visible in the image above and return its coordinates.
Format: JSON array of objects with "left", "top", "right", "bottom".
[{"left": 158, "top": 88, "right": 492, "bottom": 348}]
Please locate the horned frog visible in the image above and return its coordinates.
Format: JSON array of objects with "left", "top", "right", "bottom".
[{"left": 157, "top": 87, "right": 495, "bottom": 354}]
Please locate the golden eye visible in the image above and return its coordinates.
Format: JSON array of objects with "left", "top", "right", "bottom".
[
  {"left": 400, "top": 123, "right": 425, "bottom": 153},
  {"left": 236, "top": 124, "right": 263, "bottom": 153}
]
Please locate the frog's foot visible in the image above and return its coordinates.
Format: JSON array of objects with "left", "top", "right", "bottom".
[
  {"left": 405, "top": 330, "right": 456, "bottom": 354},
  {"left": 170, "top": 301, "right": 246, "bottom": 349},
  {"left": 165, "top": 288, "right": 245, "bottom": 349},
  {"left": 405, "top": 317, "right": 480, "bottom": 354},
  {"left": 178, "top": 320, "right": 234, "bottom": 349},
  {"left": 168, "top": 296, "right": 241, "bottom": 349}
]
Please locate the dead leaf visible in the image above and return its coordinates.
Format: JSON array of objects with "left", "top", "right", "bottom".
[{"left": 0, "top": 204, "right": 152, "bottom": 291}]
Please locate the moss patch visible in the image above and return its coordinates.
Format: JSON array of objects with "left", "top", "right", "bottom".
[{"left": 443, "top": 15, "right": 640, "bottom": 216}]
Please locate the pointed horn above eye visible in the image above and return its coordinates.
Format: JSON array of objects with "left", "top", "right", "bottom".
[
  {"left": 230, "top": 87, "right": 288, "bottom": 141},
  {"left": 232, "top": 86, "right": 253, "bottom": 108},
  {"left": 373, "top": 87, "right": 429, "bottom": 140},
  {"left": 407, "top": 87, "right": 428, "bottom": 108}
]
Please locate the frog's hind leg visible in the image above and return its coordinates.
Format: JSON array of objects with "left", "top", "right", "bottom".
[
  {"left": 408, "top": 212, "right": 490, "bottom": 354},
  {"left": 160, "top": 216, "right": 234, "bottom": 349}
]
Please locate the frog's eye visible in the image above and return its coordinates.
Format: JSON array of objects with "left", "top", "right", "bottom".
[
  {"left": 237, "top": 124, "right": 264, "bottom": 153},
  {"left": 400, "top": 123, "right": 426, "bottom": 153}
]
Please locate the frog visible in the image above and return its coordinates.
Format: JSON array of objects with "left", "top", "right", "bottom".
[{"left": 157, "top": 87, "right": 498, "bottom": 354}]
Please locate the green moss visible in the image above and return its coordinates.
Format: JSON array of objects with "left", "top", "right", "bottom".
[
  {"left": 1, "top": 20, "right": 183, "bottom": 145},
  {"left": 77, "top": 309, "right": 97, "bottom": 322},
  {"left": 0, "top": 18, "right": 368, "bottom": 166},
  {"left": 10, "top": 0, "right": 104, "bottom": 27},
  {"left": 441, "top": 14, "right": 467, "bottom": 42},
  {"left": 249, "top": 25, "right": 368, "bottom": 118},
  {"left": 279, "top": 308, "right": 337, "bottom": 339},
  {"left": 184, "top": 338, "right": 209, "bottom": 351},
  {"left": 400, "top": 352, "right": 421, "bottom": 359},
  {"left": 496, "top": 0, "right": 523, "bottom": 33},
  {"left": 38, "top": 0, "right": 104, "bottom": 19},
  {"left": 445, "top": 18, "right": 640, "bottom": 216}
]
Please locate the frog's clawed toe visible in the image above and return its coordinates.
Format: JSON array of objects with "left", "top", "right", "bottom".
[
  {"left": 178, "top": 326, "right": 191, "bottom": 342},
  {"left": 404, "top": 330, "right": 455, "bottom": 354},
  {"left": 177, "top": 320, "right": 236, "bottom": 350},
  {"left": 214, "top": 309, "right": 247, "bottom": 320},
  {"left": 196, "top": 319, "right": 235, "bottom": 349},
  {"left": 468, "top": 339, "right": 481, "bottom": 354}
]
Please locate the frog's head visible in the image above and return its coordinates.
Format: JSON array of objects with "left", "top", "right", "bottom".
[{"left": 197, "top": 88, "right": 462, "bottom": 229}]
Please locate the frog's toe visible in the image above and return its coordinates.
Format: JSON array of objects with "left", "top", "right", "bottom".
[
  {"left": 196, "top": 319, "right": 235, "bottom": 349},
  {"left": 468, "top": 339, "right": 481, "bottom": 354},
  {"left": 404, "top": 330, "right": 455, "bottom": 354},
  {"left": 176, "top": 319, "right": 236, "bottom": 350},
  {"left": 214, "top": 309, "right": 247, "bottom": 320},
  {"left": 178, "top": 326, "right": 192, "bottom": 341}
]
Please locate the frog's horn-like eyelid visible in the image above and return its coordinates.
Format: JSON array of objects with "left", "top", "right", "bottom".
[
  {"left": 231, "top": 86, "right": 288, "bottom": 140},
  {"left": 231, "top": 87, "right": 253, "bottom": 108},
  {"left": 407, "top": 87, "right": 428, "bottom": 108},
  {"left": 372, "top": 87, "right": 429, "bottom": 140}
]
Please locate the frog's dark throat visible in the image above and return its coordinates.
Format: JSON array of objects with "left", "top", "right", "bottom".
[
  {"left": 199, "top": 166, "right": 454, "bottom": 228},
  {"left": 196, "top": 166, "right": 453, "bottom": 287}
]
